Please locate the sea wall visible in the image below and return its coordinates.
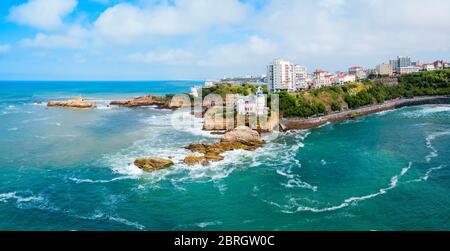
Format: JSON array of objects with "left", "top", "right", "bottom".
[{"left": 280, "top": 96, "right": 450, "bottom": 131}]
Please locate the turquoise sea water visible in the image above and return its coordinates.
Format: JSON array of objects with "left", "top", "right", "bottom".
[{"left": 0, "top": 81, "right": 449, "bottom": 230}]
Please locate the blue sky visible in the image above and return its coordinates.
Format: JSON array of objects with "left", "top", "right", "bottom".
[{"left": 0, "top": 0, "right": 449, "bottom": 80}]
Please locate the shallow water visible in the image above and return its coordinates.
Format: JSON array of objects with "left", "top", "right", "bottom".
[{"left": 0, "top": 81, "right": 449, "bottom": 230}]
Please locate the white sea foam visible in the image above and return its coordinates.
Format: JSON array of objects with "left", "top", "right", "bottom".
[
  {"left": 270, "top": 162, "right": 413, "bottom": 214},
  {"left": 375, "top": 109, "right": 396, "bottom": 116},
  {"left": 7, "top": 127, "right": 18, "bottom": 131},
  {"left": 405, "top": 165, "right": 446, "bottom": 184},
  {"left": 73, "top": 211, "right": 145, "bottom": 230},
  {"left": 170, "top": 111, "right": 223, "bottom": 138},
  {"left": 403, "top": 105, "right": 450, "bottom": 118},
  {"left": 196, "top": 221, "right": 223, "bottom": 228},
  {"left": 425, "top": 130, "right": 450, "bottom": 162},
  {"left": 0, "top": 191, "right": 45, "bottom": 204},
  {"left": 69, "top": 176, "right": 136, "bottom": 184},
  {"left": 6, "top": 105, "right": 17, "bottom": 110}
]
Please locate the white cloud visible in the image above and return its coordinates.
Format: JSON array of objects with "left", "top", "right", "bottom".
[
  {"left": 0, "top": 44, "right": 11, "bottom": 53},
  {"left": 128, "top": 49, "right": 195, "bottom": 65},
  {"left": 93, "top": 0, "right": 249, "bottom": 43},
  {"left": 5, "top": 0, "right": 450, "bottom": 79},
  {"left": 8, "top": 0, "right": 77, "bottom": 30},
  {"left": 199, "top": 36, "right": 277, "bottom": 68},
  {"left": 21, "top": 25, "right": 89, "bottom": 49},
  {"left": 253, "top": 0, "right": 450, "bottom": 69}
]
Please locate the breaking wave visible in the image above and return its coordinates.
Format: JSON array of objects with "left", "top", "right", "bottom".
[
  {"left": 425, "top": 130, "right": 450, "bottom": 162},
  {"left": 403, "top": 105, "right": 450, "bottom": 118},
  {"left": 268, "top": 162, "right": 413, "bottom": 214}
]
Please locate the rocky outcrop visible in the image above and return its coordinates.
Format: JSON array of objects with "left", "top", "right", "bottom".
[
  {"left": 47, "top": 97, "right": 95, "bottom": 109},
  {"left": 183, "top": 155, "right": 210, "bottom": 166},
  {"left": 110, "top": 94, "right": 189, "bottom": 110},
  {"left": 223, "top": 126, "right": 262, "bottom": 143},
  {"left": 134, "top": 157, "right": 174, "bottom": 172},
  {"left": 110, "top": 95, "right": 166, "bottom": 108},
  {"left": 184, "top": 126, "right": 264, "bottom": 166},
  {"left": 183, "top": 152, "right": 225, "bottom": 166}
]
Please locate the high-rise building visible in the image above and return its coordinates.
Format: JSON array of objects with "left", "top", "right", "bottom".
[
  {"left": 398, "top": 56, "right": 411, "bottom": 68},
  {"left": 389, "top": 56, "right": 412, "bottom": 74},
  {"left": 267, "top": 59, "right": 307, "bottom": 93},
  {"left": 376, "top": 63, "right": 394, "bottom": 76},
  {"left": 294, "top": 65, "right": 308, "bottom": 90}
]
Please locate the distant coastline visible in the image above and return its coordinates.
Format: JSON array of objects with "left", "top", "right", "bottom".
[{"left": 280, "top": 96, "right": 450, "bottom": 131}]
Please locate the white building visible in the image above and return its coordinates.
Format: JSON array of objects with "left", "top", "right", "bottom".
[
  {"left": 335, "top": 74, "right": 356, "bottom": 85},
  {"left": 422, "top": 64, "right": 435, "bottom": 71},
  {"left": 399, "top": 66, "right": 420, "bottom": 74},
  {"left": 312, "top": 70, "right": 335, "bottom": 88},
  {"left": 348, "top": 66, "right": 366, "bottom": 79},
  {"left": 294, "top": 65, "right": 308, "bottom": 90},
  {"left": 236, "top": 86, "right": 267, "bottom": 115},
  {"left": 267, "top": 59, "right": 307, "bottom": 93},
  {"left": 389, "top": 56, "right": 412, "bottom": 74}
]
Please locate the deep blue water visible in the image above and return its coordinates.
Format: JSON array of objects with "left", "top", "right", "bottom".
[{"left": 0, "top": 81, "right": 449, "bottom": 230}]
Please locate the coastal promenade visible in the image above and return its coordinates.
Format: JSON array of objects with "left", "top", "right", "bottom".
[{"left": 280, "top": 96, "right": 450, "bottom": 130}]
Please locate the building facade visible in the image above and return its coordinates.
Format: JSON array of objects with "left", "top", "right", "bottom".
[
  {"left": 294, "top": 65, "right": 308, "bottom": 90},
  {"left": 267, "top": 59, "right": 308, "bottom": 93},
  {"left": 399, "top": 66, "right": 420, "bottom": 74},
  {"left": 335, "top": 74, "right": 356, "bottom": 84},
  {"left": 348, "top": 66, "right": 366, "bottom": 79},
  {"left": 236, "top": 86, "right": 267, "bottom": 115},
  {"left": 376, "top": 63, "right": 394, "bottom": 76},
  {"left": 389, "top": 56, "right": 412, "bottom": 74}
]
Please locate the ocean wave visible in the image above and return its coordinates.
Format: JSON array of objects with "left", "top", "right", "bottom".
[
  {"left": 69, "top": 175, "right": 137, "bottom": 184},
  {"left": 69, "top": 211, "right": 145, "bottom": 230},
  {"left": 101, "top": 117, "right": 311, "bottom": 188},
  {"left": 0, "top": 192, "right": 44, "bottom": 203},
  {"left": 403, "top": 105, "right": 450, "bottom": 118},
  {"left": 169, "top": 111, "right": 224, "bottom": 138},
  {"left": 374, "top": 109, "right": 396, "bottom": 116},
  {"left": 425, "top": 130, "right": 450, "bottom": 162},
  {"left": 405, "top": 165, "right": 446, "bottom": 184},
  {"left": 0, "top": 191, "right": 57, "bottom": 212},
  {"left": 268, "top": 162, "right": 413, "bottom": 214}
]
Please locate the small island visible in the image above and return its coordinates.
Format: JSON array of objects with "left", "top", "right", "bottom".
[{"left": 47, "top": 97, "right": 95, "bottom": 109}]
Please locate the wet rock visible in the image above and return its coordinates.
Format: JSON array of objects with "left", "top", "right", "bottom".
[
  {"left": 47, "top": 97, "right": 95, "bottom": 109},
  {"left": 134, "top": 157, "right": 174, "bottom": 172},
  {"left": 184, "top": 127, "right": 264, "bottom": 166},
  {"left": 223, "top": 126, "right": 262, "bottom": 143},
  {"left": 183, "top": 155, "right": 209, "bottom": 166}
]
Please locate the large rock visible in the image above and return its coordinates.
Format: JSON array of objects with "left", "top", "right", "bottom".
[
  {"left": 223, "top": 126, "right": 262, "bottom": 143},
  {"left": 184, "top": 127, "right": 264, "bottom": 166},
  {"left": 134, "top": 157, "right": 174, "bottom": 172},
  {"left": 183, "top": 155, "right": 209, "bottom": 166},
  {"left": 110, "top": 95, "right": 163, "bottom": 107},
  {"left": 110, "top": 94, "right": 187, "bottom": 109},
  {"left": 47, "top": 97, "right": 94, "bottom": 109}
]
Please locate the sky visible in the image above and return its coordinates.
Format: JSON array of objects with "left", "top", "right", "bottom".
[{"left": 0, "top": 0, "right": 449, "bottom": 80}]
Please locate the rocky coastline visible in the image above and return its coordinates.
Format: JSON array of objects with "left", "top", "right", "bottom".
[
  {"left": 110, "top": 94, "right": 187, "bottom": 110},
  {"left": 280, "top": 96, "right": 450, "bottom": 130},
  {"left": 134, "top": 126, "right": 264, "bottom": 172}
]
